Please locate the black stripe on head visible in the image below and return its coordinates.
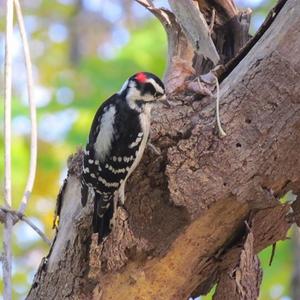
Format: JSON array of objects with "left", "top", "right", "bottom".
[
  {"left": 141, "top": 82, "right": 156, "bottom": 96},
  {"left": 143, "top": 72, "right": 165, "bottom": 91}
]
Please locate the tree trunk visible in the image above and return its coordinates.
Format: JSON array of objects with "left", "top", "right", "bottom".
[{"left": 27, "top": 0, "right": 300, "bottom": 299}]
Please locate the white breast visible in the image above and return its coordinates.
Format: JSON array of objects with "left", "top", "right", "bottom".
[
  {"left": 127, "top": 106, "right": 151, "bottom": 177},
  {"left": 118, "top": 105, "right": 152, "bottom": 204},
  {"left": 94, "top": 105, "right": 116, "bottom": 162}
]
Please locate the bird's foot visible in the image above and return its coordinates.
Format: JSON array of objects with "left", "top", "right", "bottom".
[{"left": 148, "top": 142, "right": 161, "bottom": 156}]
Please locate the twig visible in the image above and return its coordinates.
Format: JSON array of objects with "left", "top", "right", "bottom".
[
  {"left": 209, "top": 8, "right": 216, "bottom": 35},
  {"left": 3, "top": 215, "right": 13, "bottom": 300},
  {"left": 3, "top": 0, "right": 14, "bottom": 298},
  {"left": 146, "top": 0, "right": 154, "bottom": 6},
  {"left": 268, "top": 243, "right": 277, "bottom": 266},
  {"left": 14, "top": 0, "right": 37, "bottom": 215},
  {"left": 214, "top": 74, "right": 227, "bottom": 137},
  {"left": 135, "top": 0, "right": 154, "bottom": 8},
  {"left": 0, "top": 207, "right": 52, "bottom": 246},
  {"left": 21, "top": 215, "right": 52, "bottom": 246},
  {"left": 135, "top": 0, "right": 172, "bottom": 26}
]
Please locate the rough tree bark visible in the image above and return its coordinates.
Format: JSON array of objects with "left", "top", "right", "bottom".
[{"left": 27, "top": 0, "right": 300, "bottom": 299}]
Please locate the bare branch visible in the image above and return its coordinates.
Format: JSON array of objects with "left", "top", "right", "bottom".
[
  {"left": 4, "top": 0, "right": 13, "bottom": 209},
  {"left": 135, "top": 0, "right": 172, "bottom": 26},
  {"left": 3, "top": 215, "right": 13, "bottom": 300},
  {"left": 14, "top": 0, "right": 37, "bottom": 215},
  {"left": 20, "top": 215, "right": 52, "bottom": 246},
  {"left": 168, "top": 0, "right": 220, "bottom": 65},
  {"left": 3, "top": 0, "right": 14, "bottom": 298},
  {"left": 0, "top": 207, "right": 52, "bottom": 246}
]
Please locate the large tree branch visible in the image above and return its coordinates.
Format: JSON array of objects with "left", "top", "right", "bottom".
[
  {"left": 168, "top": 0, "right": 220, "bottom": 64},
  {"left": 27, "top": 0, "right": 300, "bottom": 299}
]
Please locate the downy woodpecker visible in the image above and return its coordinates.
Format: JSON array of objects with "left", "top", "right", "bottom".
[{"left": 81, "top": 72, "right": 166, "bottom": 242}]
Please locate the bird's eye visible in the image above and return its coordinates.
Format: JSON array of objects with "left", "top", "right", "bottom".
[{"left": 154, "top": 92, "right": 163, "bottom": 98}]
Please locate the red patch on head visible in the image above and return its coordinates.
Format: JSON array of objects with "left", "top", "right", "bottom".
[{"left": 135, "top": 72, "right": 147, "bottom": 83}]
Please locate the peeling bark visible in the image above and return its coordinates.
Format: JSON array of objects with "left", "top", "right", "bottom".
[
  {"left": 27, "top": 0, "right": 300, "bottom": 299},
  {"left": 192, "top": 0, "right": 252, "bottom": 74},
  {"left": 213, "top": 230, "right": 262, "bottom": 300}
]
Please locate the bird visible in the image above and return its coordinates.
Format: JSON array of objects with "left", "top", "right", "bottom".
[{"left": 81, "top": 72, "right": 166, "bottom": 242}]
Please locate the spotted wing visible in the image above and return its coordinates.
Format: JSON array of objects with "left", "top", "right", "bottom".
[{"left": 82, "top": 95, "right": 144, "bottom": 195}]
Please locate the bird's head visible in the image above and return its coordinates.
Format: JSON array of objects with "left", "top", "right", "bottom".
[{"left": 118, "top": 72, "right": 166, "bottom": 110}]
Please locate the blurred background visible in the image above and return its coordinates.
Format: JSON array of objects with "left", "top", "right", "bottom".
[{"left": 0, "top": 0, "right": 297, "bottom": 299}]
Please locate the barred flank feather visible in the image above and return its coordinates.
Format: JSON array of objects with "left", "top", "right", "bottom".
[{"left": 92, "top": 193, "right": 114, "bottom": 243}]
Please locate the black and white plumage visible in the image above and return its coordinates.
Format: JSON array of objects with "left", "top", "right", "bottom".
[{"left": 81, "top": 72, "right": 166, "bottom": 242}]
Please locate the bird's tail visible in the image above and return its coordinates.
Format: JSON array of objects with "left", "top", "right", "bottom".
[{"left": 92, "top": 194, "right": 114, "bottom": 243}]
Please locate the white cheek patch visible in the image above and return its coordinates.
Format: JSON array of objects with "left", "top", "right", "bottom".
[
  {"left": 125, "top": 78, "right": 165, "bottom": 109},
  {"left": 147, "top": 78, "right": 164, "bottom": 95},
  {"left": 94, "top": 105, "right": 116, "bottom": 161}
]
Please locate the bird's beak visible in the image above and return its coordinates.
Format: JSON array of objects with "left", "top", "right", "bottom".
[
  {"left": 159, "top": 94, "right": 167, "bottom": 101},
  {"left": 159, "top": 94, "right": 170, "bottom": 108}
]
